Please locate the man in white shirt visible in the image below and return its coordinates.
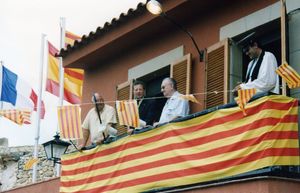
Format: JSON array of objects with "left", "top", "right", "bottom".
[
  {"left": 79, "top": 93, "right": 117, "bottom": 148},
  {"left": 235, "top": 38, "right": 279, "bottom": 94},
  {"left": 157, "top": 77, "right": 189, "bottom": 124}
]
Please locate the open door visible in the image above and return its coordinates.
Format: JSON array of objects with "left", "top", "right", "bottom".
[
  {"left": 229, "top": 39, "right": 243, "bottom": 102},
  {"left": 205, "top": 38, "right": 229, "bottom": 109}
]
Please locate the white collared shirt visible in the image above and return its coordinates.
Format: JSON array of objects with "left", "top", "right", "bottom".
[
  {"left": 159, "top": 91, "right": 189, "bottom": 124},
  {"left": 82, "top": 104, "right": 117, "bottom": 143},
  {"left": 241, "top": 51, "right": 279, "bottom": 94}
]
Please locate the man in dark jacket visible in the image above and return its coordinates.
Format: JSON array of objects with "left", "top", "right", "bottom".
[{"left": 127, "top": 80, "right": 157, "bottom": 133}]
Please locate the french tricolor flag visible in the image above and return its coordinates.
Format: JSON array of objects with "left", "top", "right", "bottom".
[{"left": 0, "top": 65, "right": 45, "bottom": 119}]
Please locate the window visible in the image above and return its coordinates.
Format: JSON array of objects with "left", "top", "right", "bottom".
[
  {"left": 116, "top": 54, "right": 192, "bottom": 135},
  {"left": 206, "top": 19, "right": 282, "bottom": 108}
]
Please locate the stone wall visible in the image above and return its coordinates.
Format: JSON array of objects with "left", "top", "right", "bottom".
[{"left": 0, "top": 145, "right": 55, "bottom": 191}]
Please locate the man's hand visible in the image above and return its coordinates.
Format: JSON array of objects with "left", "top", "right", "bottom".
[
  {"left": 127, "top": 128, "right": 134, "bottom": 135},
  {"left": 77, "top": 144, "right": 86, "bottom": 151},
  {"left": 233, "top": 84, "right": 242, "bottom": 97}
]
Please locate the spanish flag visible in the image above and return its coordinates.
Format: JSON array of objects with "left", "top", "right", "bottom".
[
  {"left": 57, "top": 105, "right": 83, "bottom": 140},
  {"left": 276, "top": 62, "right": 300, "bottom": 89},
  {"left": 65, "top": 31, "right": 81, "bottom": 47},
  {"left": 116, "top": 100, "right": 140, "bottom": 128},
  {"left": 46, "top": 41, "right": 84, "bottom": 104}
]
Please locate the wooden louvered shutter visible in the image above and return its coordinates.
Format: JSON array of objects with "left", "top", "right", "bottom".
[
  {"left": 116, "top": 80, "right": 133, "bottom": 135},
  {"left": 170, "top": 53, "right": 192, "bottom": 95},
  {"left": 205, "top": 39, "right": 229, "bottom": 109}
]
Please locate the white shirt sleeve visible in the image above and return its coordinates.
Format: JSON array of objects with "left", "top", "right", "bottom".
[{"left": 240, "top": 52, "right": 278, "bottom": 92}]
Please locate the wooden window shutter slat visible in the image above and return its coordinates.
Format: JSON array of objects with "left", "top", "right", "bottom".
[
  {"left": 170, "top": 53, "right": 192, "bottom": 95},
  {"left": 116, "top": 80, "right": 133, "bottom": 136},
  {"left": 205, "top": 39, "right": 229, "bottom": 109}
]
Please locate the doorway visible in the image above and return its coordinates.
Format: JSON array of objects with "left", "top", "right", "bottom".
[{"left": 230, "top": 18, "right": 282, "bottom": 100}]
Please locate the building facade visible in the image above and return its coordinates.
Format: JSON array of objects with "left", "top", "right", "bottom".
[
  {"left": 5, "top": 0, "right": 300, "bottom": 192},
  {"left": 61, "top": 0, "right": 300, "bottom": 131}
]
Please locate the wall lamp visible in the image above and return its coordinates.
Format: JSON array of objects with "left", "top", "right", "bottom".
[
  {"left": 42, "top": 133, "right": 70, "bottom": 164},
  {"left": 146, "top": 0, "right": 204, "bottom": 62}
]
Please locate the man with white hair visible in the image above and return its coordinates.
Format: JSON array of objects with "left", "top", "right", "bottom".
[{"left": 157, "top": 77, "right": 189, "bottom": 124}]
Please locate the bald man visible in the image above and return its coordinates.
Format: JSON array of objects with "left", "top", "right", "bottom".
[
  {"left": 158, "top": 78, "right": 189, "bottom": 124},
  {"left": 80, "top": 93, "right": 117, "bottom": 148}
]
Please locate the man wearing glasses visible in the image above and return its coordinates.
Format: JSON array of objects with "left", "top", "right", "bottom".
[{"left": 234, "top": 38, "right": 279, "bottom": 94}]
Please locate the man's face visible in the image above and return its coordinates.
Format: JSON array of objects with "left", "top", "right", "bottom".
[
  {"left": 161, "top": 79, "right": 173, "bottom": 97},
  {"left": 245, "top": 44, "right": 259, "bottom": 60},
  {"left": 93, "top": 94, "right": 104, "bottom": 111},
  {"left": 133, "top": 84, "right": 145, "bottom": 99}
]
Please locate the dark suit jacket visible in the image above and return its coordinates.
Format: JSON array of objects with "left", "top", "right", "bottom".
[{"left": 138, "top": 96, "right": 166, "bottom": 125}]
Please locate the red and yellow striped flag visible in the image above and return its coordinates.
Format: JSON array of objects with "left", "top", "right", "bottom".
[
  {"left": 180, "top": 94, "right": 200, "bottom": 104},
  {"left": 0, "top": 109, "right": 31, "bottom": 125},
  {"left": 46, "top": 41, "right": 84, "bottom": 104},
  {"left": 235, "top": 88, "right": 256, "bottom": 116},
  {"left": 65, "top": 31, "right": 81, "bottom": 47},
  {"left": 60, "top": 95, "right": 299, "bottom": 193},
  {"left": 57, "top": 105, "right": 83, "bottom": 140},
  {"left": 116, "top": 100, "right": 140, "bottom": 128},
  {"left": 24, "top": 158, "right": 39, "bottom": 170},
  {"left": 276, "top": 62, "right": 300, "bottom": 89}
]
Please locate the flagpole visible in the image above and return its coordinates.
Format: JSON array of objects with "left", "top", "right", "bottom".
[
  {"left": 59, "top": 17, "right": 65, "bottom": 108},
  {"left": 55, "top": 17, "right": 66, "bottom": 176},
  {"left": 280, "top": 0, "right": 287, "bottom": 96},
  {"left": 32, "top": 34, "right": 46, "bottom": 183}
]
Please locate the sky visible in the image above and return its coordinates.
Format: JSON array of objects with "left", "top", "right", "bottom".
[{"left": 0, "top": 0, "right": 145, "bottom": 147}]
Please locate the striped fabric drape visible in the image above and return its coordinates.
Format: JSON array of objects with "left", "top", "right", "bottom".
[
  {"left": 60, "top": 95, "right": 299, "bottom": 193},
  {"left": 276, "top": 62, "right": 300, "bottom": 89},
  {"left": 57, "top": 105, "right": 83, "bottom": 140},
  {"left": 0, "top": 109, "right": 31, "bottom": 125},
  {"left": 235, "top": 88, "right": 257, "bottom": 115},
  {"left": 116, "top": 100, "right": 140, "bottom": 128}
]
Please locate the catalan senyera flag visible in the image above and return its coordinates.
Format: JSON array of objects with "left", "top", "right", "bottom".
[
  {"left": 116, "top": 100, "right": 140, "bottom": 128},
  {"left": 46, "top": 41, "right": 84, "bottom": 104},
  {"left": 57, "top": 105, "right": 83, "bottom": 140},
  {"left": 24, "top": 158, "right": 39, "bottom": 170},
  {"left": 180, "top": 94, "right": 200, "bottom": 104},
  {"left": 276, "top": 62, "right": 300, "bottom": 89},
  {"left": 65, "top": 31, "right": 81, "bottom": 47},
  {"left": 0, "top": 109, "right": 31, "bottom": 125},
  {"left": 235, "top": 88, "right": 257, "bottom": 116},
  {"left": 60, "top": 95, "right": 299, "bottom": 193}
]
